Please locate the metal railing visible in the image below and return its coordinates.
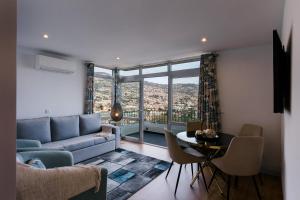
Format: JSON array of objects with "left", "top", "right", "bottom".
[{"left": 123, "top": 109, "right": 198, "bottom": 123}]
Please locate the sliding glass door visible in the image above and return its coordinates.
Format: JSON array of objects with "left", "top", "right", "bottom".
[
  {"left": 118, "top": 60, "right": 200, "bottom": 146},
  {"left": 143, "top": 76, "right": 168, "bottom": 146},
  {"left": 120, "top": 81, "right": 141, "bottom": 142}
]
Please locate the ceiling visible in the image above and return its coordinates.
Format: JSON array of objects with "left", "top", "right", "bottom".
[{"left": 17, "top": 0, "right": 284, "bottom": 69}]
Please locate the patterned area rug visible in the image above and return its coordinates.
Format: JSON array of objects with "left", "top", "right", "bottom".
[{"left": 80, "top": 148, "right": 170, "bottom": 200}]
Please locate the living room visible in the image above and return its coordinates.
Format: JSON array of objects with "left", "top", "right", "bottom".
[{"left": 1, "top": 0, "right": 300, "bottom": 199}]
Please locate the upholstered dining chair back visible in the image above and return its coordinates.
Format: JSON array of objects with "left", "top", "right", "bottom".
[
  {"left": 186, "top": 120, "right": 204, "bottom": 132},
  {"left": 213, "top": 136, "right": 264, "bottom": 176},
  {"left": 164, "top": 129, "right": 197, "bottom": 164},
  {"left": 239, "top": 124, "right": 263, "bottom": 137}
]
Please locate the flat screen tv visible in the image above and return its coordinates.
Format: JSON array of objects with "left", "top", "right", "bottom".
[{"left": 273, "top": 30, "right": 285, "bottom": 113}]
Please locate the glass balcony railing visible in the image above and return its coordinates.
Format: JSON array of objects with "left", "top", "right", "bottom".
[{"left": 123, "top": 109, "right": 198, "bottom": 123}]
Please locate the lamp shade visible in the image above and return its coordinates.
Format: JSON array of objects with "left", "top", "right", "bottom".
[{"left": 110, "top": 102, "right": 123, "bottom": 121}]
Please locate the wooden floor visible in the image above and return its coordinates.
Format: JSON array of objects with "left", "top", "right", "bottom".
[{"left": 120, "top": 140, "right": 283, "bottom": 200}]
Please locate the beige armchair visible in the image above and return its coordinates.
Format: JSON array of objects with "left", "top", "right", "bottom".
[
  {"left": 164, "top": 129, "right": 208, "bottom": 195},
  {"left": 210, "top": 136, "right": 264, "bottom": 200},
  {"left": 239, "top": 124, "right": 263, "bottom": 137}
]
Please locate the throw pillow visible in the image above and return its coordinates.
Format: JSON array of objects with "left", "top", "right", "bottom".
[{"left": 26, "top": 159, "right": 46, "bottom": 169}]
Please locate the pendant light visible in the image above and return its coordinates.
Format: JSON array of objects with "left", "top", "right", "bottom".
[{"left": 111, "top": 68, "right": 123, "bottom": 121}]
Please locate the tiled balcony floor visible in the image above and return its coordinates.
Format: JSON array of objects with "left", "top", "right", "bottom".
[{"left": 127, "top": 131, "right": 166, "bottom": 147}]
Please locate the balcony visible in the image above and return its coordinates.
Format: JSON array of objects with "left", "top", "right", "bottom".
[{"left": 101, "top": 110, "right": 198, "bottom": 147}]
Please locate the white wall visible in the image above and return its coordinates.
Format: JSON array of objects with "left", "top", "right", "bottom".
[
  {"left": 17, "top": 47, "right": 86, "bottom": 119},
  {"left": 218, "top": 44, "right": 282, "bottom": 174},
  {"left": 281, "top": 0, "right": 300, "bottom": 199}
]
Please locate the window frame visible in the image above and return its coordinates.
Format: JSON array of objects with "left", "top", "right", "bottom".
[{"left": 119, "top": 57, "right": 201, "bottom": 128}]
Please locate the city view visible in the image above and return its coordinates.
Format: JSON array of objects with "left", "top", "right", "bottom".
[{"left": 93, "top": 77, "right": 199, "bottom": 123}]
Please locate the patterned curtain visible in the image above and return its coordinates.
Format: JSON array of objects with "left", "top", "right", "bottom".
[
  {"left": 84, "top": 63, "right": 94, "bottom": 114},
  {"left": 198, "top": 53, "right": 221, "bottom": 131}
]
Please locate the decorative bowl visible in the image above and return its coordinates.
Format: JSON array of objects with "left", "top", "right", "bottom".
[{"left": 195, "top": 129, "right": 219, "bottom": 142}]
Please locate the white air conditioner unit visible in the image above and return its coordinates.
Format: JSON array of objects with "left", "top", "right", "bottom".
[{"left": 35, "top": 55, "right": 75, "bottom": 74}]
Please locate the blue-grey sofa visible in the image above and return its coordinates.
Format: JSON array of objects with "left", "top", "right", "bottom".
[
  {"left": 17, "top": 113, "right": 120, "bottom": 163},
  {"left": 17, "top": 150, "right": 107, "bottom": 200}
]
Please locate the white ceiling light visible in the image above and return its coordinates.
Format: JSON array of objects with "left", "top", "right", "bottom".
[
  {"left": 43, "top": 34, "right": 49, "bottom": 39},
  {"left": 201, "top": 37, "right": 207, "bottom": 43},
  {"left": 116, "top": 57, "right": 120, "bottom": 60}
]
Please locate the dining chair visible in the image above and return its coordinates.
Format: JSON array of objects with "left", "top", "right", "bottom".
[
  {"left": 186, "top": 120, "right": 204, "bottom": 132},
  {"left": 239, "top": 124, "right": 263, "bottom": 137},
  {"left": 239, "top": 124, "right": 264, "bottom": 185},
  {"left": 209, "top": 136, "right": 264, "bottom": 200},
  {"left": 185, "top": 120, "right": 205, "bottom": 173},
  {"left": 164, "top": 129, "right": 208, "bottom": 195}
]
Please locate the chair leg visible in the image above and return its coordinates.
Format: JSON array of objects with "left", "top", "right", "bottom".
[
  {"left": 208, "top": 167, "right": 217, "bottom": 189},
  {"left": 234, "top": 176, "right": 239, "bottom": 188},
  {"left": 227, "top": 175, "right": 231, "bottom": 200},
  {"left": 199, "top": 163, "right": 208, "bottom": 192},
  {"left": 165, "top": 161, "right": 173, "bottom": 179},
  {"left": 174, "top": 164, "right": 183, "bottom": 195},
  {"left": 252, "top": 176, "right": 262, "bottom": 200},
  {"left": 197, "top": 163, "right": 200, "bottom": 178},
  {"left": 258, "top": 173, "right": 264, "bottom": 185},
  {"left": 191, "top": 163, "right": 194, "bottom": 177}
]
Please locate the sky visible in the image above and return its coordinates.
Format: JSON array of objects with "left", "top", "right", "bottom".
[{"left": 94, "top": 61, "right": 200, "bottom": 84}]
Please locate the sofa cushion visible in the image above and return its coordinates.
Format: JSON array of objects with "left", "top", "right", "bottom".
[
  {"left": 43, "top": 135, "right": 95, "bottom": 151},
  {"left": 41, "top": 141, "right": 65, "bottom": 150},
  {"left": 17, "top": 117, "right": 51, "bottom": 144},
  {"left": 79, "top": 113, "right": 101, "bottom": 135},
  {"left": 42, "top": 134, "right": 115, "bottom": 151},
  {"left": 93, "top": 133, "right": 115, "bottom": 144},
  {"left": 60, "top": 136, "right": 95, "bottom": 151},
  {"left": 51, "top": 115, "right": 80, "bottom": 141}
]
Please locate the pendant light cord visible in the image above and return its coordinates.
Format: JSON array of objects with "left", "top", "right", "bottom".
[{"left": 114, "top": 68, "right": 117, "bottom": 103}]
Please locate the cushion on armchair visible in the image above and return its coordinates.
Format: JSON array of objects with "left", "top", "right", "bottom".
[
  {"left": 51, "top": 115, "right": 80, "bottom": 141},
  {"left": 79, "top": 113, "right": 101, "bottom": 135},
  {"left": 26, "top": 159, "right": 46, "bottom": 169},
  {"left": 17, "top": 117, "right": 51, "bottom": 144}
]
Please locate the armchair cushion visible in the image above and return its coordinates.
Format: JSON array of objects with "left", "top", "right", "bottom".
[
  {"left": 17, "top": 117, "right": 51, "bottom": 144},
  {"left": 79, "top": 113, "right": 101, "bottom": 135},
  {"left": 17, "top": 150, "right": 74, "bottom": 168},
  {"left": 51, "top": 115, "right": 80, "bottom": 141}
]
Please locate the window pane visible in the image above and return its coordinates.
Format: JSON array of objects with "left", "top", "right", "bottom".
[
  {"left": 172, "top": 77, "right": 199, "bottom": 122},
  {"left": 120, "top": 82, "right": 140, "bottom": 138},
  {"left": 93, "top": 77, "right": 112, "bottom": 121},
  {"left": 144, "top": 77, "right": 168, "bottom": 133},
  {"left": 120, "top": 69, "right": 139, "bottom": 76},
  {"left": 94, "top": 67, "right": 112, "bottom": 77},
  {"left": 121, "top": 82, "right": 140, "bottom": 114},
  {"left": 142, "top": 65, "right": 168, "bottom": 74},
  {"left": 171, "top": 61, "right": 200, "bottom": 71}
]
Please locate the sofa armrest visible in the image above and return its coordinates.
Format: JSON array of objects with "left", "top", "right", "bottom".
[
  {"left": 17, "top": 150, "right": 74, "bottom": 168},
  {"left": 16, "top": 139, "right": 42, "bottom": 148},
  {"left": 17, "top": 147, "right": 64, "bottom": 153},
  {"left": 70, "top": 168, "right": 107, "bottom": 200},
  {"left": 101, "top": 124, "right": 120, "bottom": 148}
]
